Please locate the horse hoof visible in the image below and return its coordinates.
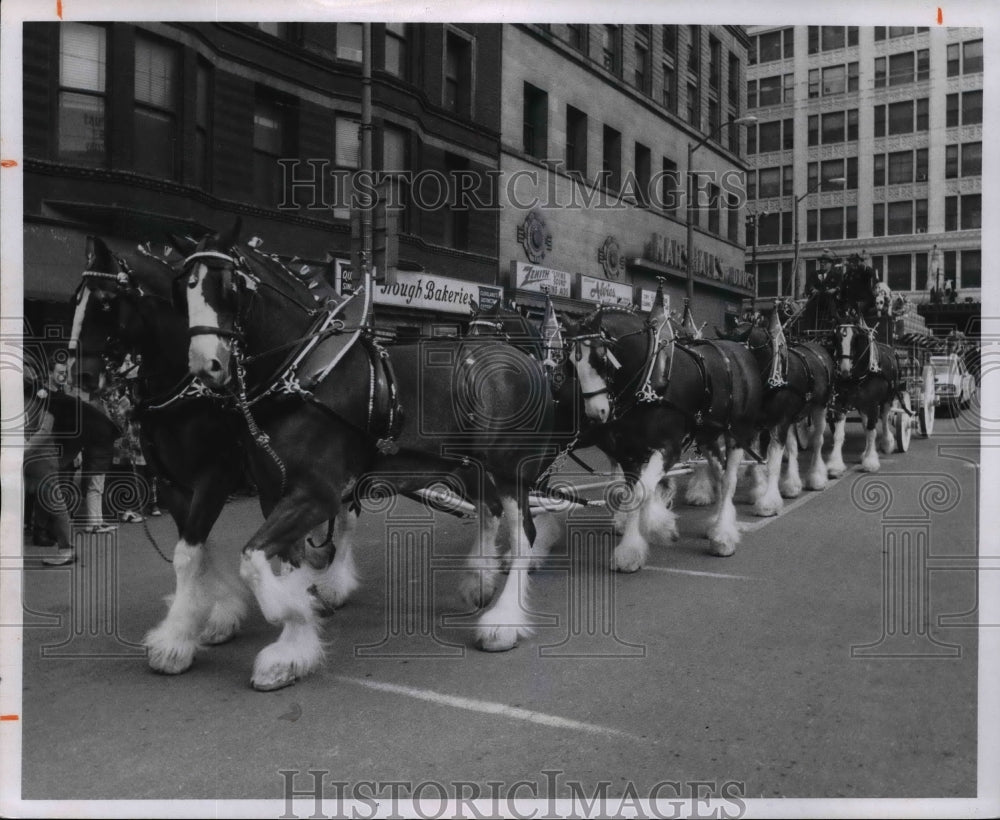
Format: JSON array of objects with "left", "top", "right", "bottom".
[
  {"left": 779, "top": 483, "right": 802, "bottom": 499},
  {"left": 146, "top": 640, "right": 197, "bottom": 675},
  {"left": 752, "top": 502, "right": 780, "bottom": 518},
  {"left": 708, "top": 539, "right": 737, "bottom": 557},
  {"left": 827, "top": 465, "right": 846, "bottom": 479},
  {"left": 251, "top": 673, "right": 299, "bottom": 692},
  {"left": 476, "top": 626, "right": 518, "bottom": 652}
]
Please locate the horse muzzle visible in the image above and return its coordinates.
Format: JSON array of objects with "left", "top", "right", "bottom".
[{"left": 188, "top": 333, "right": 232, "bottom": 387}]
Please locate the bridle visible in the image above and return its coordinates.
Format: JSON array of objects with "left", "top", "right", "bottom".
[{"left": 181, "top": 250, "right": 257, "bottom": 343}]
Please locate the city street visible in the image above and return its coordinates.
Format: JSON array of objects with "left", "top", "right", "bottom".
[{"left": 16, "top": 411, "right": 981, "bottom": 810}]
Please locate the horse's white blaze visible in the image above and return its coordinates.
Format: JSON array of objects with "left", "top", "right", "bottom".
[
  {"left": 476, "top": 496, "right": 532, "bottom": 651},
  {"left": 838, "top": 326, "right": 854, "bottom": 378},
  {"left": 572, "top": 342, "right": 611, "bottom": 422},
  {"left": 68, "top": 285, "right": 90, "bottom": 352},
  {"left": 240, "top": 550, "right": 326, "bottom": 690},
  {"left": 186, "top": 263, "right": 229, "bottom": 381},
  {"left": 144, "top": 539, "right": 212, "bottom": 674},
  {"left": 612, "top": 450, "right": 664, "bottom": 572}
]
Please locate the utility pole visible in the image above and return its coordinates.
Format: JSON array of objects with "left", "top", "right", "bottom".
[{"left": 360, "top": 23, "right": 373, "bottom": 285}]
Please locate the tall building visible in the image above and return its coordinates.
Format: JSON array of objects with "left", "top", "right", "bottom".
[
  {"left": 22, "top": 21, "right": 504, "bottom": 339},
  {"left": 499, "top": 24, "right": 754, "bottom": 331},
  {"left": 745, "top": 25, "right": 982, "bottom": 335},
  {"left": 22, "top": 21, "right": 754, "bottom": 340}
]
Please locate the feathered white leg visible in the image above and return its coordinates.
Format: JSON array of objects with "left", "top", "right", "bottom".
[
  {"left": 803, "top": 405, "right": 829, "bottom": 490},
  {"left": 827, "top": 414, "right": 847, "bottom": 478},
  {"left": 612, "top": 451, "right": 665, "bottom": 573},
  {"left": 779, "top": 425, "right": 803, "bottom": 499},
  {"left": 241, "top": 551, "right": 326, "bottom": 691},
  {"left": 753, "top": 432, "right": 784, "bottom": 517},
  {"left": 310, "top": 512, "right": 361, "bottom": 610},
  {"left": 707, "top": 442, "right": 743, "bottom": 556},
  {"left": 476, "top": 497, "right": 533, "bottom": 651}
]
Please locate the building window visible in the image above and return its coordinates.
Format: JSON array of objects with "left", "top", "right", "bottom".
[
  {"left": 887, "top": 255, "right": 912, "bottom": 291},
  {"left": 566, "top": 105, "right": 587, "bottom": 176},
  {"left": 634, "top": 41, "right": 650, "bottom": 93},
  {"left": 727, "top": 52, "right": 740, "bottom": 106},
  {"left": 662, "top": 64, "right": 677, "bottom": 112},
  {"left": 253, "top": 92, "right": 287, "bottom": 206},
  {"left": 708, "top": 99, "right": 721, "bottom": 138},
  {"left": 709, "top": 36, "right": 721, "bottom": 90},
  {"left": 727, "top": 193, "right": 740, "bottom": 243},
  {"left": 757, "top": 28, "right": 793, "bottom": 63},
  {"left": 875, "top": 49, "right": 930, "bottom": 87},
  {"left": 133, "top": 35, "right": 179, "bottom": 180},
  {"left": 634, "top": 142, "right": 651, "bottom": 206},
  {"left": 915, "top": 254, "right": 929, "bottom": 290},
  {"left": 602, "top": 125, "right": 621, "bottom": 192},
  {"left": 708, "top": 183, "right": 721, "bottom": 234},
  {"left": 336, "top": 23, "right": 363, "bottom": 61},
  {"left": 445, "top": 31, "right": 472, "bottom": 115},
  {"left": 757, "top": 74, "right": 784, "bottom": 106},
  {"left": 333, "top": 115, "right": 360, "bottom": 219},
  {"left": 887, "top": 200, "right": 913, "bottom": 235},
  {"left": 757, "top": 120, "right": 780, "bottom": 153},
  {"left": 686, "top": 83, "right": 699, "bottom": 127},
  {"left": 758, "top": 167, "right": 781, "bottom": 198},
  {"left": 687, "top": 25, "right": 700, "bottom": 74},
  {"left": 382, "top": 125, "right": 410, "bottom": 233},
  {"left": 962, "top": 194, "right": 982, "bottom": 230},
  {"left": 875, "top": 98, "right": 930, "bottom": 137},
  {"left": 948, "top": 90, "right": 984, "bottom": 127},
  {"left": 522, "top": 82, "right": 548, "bottom": 159},
  {"left": 58, "top": 22, "right": 108, "bottom": 166},
  {"left": 602, "top": 25, "right": 620, "bottom": 74},
  {"left": 747, "top": 80, "right": 756, "bottom": 110},
  {"left": 661, "top": 157, "right": 680, "bottom": 216},
  {"left": 961, "top": 249, "right": 981, "bottom": 289},
  {"left": 945, "top": 196, "right": 958, "bottom": 231},
  {"left": 963, "top": 39, "right": 983, "bottom": 74},
  {"left": 961, "top": 142, "right": 982, "bottom": 176},
  {"left": 443, "top": 152, "right": 469, "bottom": 250},
  {"left": 194, "top": 60, "right": 211, "bottom": 189},
  {"left": 946, "top": 145, "right": 958, "bottom": 179},
  {"left": 384, "top": 23, "right": 408, "bottom": 78},
  {"left": 663, "top": 25, "right": 677, "bottom": 58},
  {"left": 565, "top": 24, "right": 587, "bottom": 53}
]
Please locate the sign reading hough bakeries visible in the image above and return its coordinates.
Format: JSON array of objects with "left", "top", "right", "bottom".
[
  {"left": 376, "top": 271, "right": 502, "bottom": 314},
  {"left": 510, "top": 261, "right": 572, "bottom": 298}
]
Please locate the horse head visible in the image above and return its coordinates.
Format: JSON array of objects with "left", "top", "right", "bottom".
[
  {"left": 565, "top": 306, "right": 647, "bottom": 424},
  {"left": 172, "top": 217, "right": 248, "bottom": 389},
  {"left": 71, "top": 236, "right": 160, "bottom": 394},
  {"left": 835, "top": 322, "right": 868, "bottom": 378}
]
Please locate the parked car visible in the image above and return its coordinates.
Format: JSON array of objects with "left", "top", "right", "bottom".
[{"left": 931, "top": 354, "right": 977, "bottom": 415}]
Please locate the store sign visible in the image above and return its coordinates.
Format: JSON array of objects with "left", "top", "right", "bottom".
[
  {"left": 334, "top": 259, "right": 355, "bottom": 295},
  {"left": 640, "top": 289, "right": 657, "bottom": 312},
  {"left": 510, "top": 261, "right": 572, "bottom": 298},
  {"left": 643, "top": 232, "right": 754, "bottom": 293},
  {"left": 375, "top": 271, "right": 502, "bottom": 315},
  {"left": 579, "top": 275, "right": 634, "bottom": 306}
]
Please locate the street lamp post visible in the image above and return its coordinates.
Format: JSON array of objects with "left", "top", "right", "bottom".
[
  {"left": 686, "top": 115, "right": 757, "bottom": 305},
  {"left": 746, "top": 210, "right": 764, "bottom": 301},
  {"left": 791, "top": 176, "right": 845, "bottom": 299}
]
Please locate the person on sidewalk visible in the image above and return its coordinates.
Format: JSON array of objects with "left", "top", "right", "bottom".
[{"left": 23, "top": 366, "right": 77, "bottom": 565}]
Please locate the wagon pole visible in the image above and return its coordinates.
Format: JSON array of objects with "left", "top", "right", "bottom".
[{"left": 360, "top": 23, "right": 374, "bottom": 292}]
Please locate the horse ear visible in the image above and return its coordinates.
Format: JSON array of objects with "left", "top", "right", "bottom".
[
  {"left": 167, "top": 232, "right": 197, "bottom": 258},
  {"left": 86, "top": 236, "right": 114, "bottom": 271},
  {"left": 219, "top": 216, "right": 243, "bottom": 249}
]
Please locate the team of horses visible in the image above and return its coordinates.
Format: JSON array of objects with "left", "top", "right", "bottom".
[{"left": 64, "top": 225, "right": 906, "bottom": 690}]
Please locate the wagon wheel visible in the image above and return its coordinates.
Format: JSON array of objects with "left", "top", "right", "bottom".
[
  {"left": 918, "top": 365, "right": 935, "bottom": 437},
  {"left": 794, "top": 416, "right": 813, "bottom": 451},
  {"left": 894, "top": 395, "right": 912, "bottom": 453}
]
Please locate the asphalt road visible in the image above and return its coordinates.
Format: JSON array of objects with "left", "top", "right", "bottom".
[{"left": 13, "top": 409, "right": 983, "bottom": 813}]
